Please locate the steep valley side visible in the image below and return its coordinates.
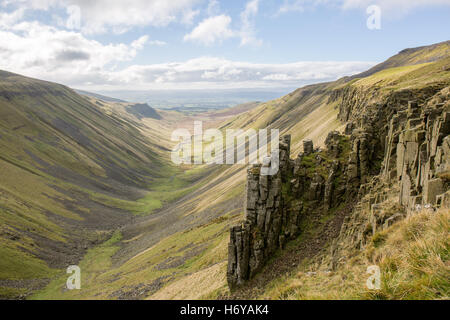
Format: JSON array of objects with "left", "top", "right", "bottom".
[
  {"left": 1, "top": 41, "right": 449, "bottom": 301},
  {"left": 27, "top": 72, "right": 347, "bottom": 300},
  {"left": 225, "top": 49, "right": 450, "bottom": 299},
  {"left": 0, "top": 70, "right": 217, "bottom": 299}
]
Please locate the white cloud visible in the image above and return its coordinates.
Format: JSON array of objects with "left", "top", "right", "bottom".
[
  {"left": 184, "top": 15, "right": 234, "bottom": 45},
  {"left": 131, "top": 35, "right": 149, "bottom": 50},
  {"left": 207, "top": 0, "right": 220, "bottom": 16},
  {"left": 239, "top": 0, "right": 262, "bottom": 46},
  {"left": 0, "top": 16, "right": 375, "bottom": 90},
  {"left": 0, "top": 20, "right": 150, "bottom": 84},
  {"left": 0, "top": 8, "right": 25, "bottom": 28},
  {"left": 276, "top": 0, "right": 306, "bottom": 15},
  {"left": 3, "top": 0, "right": 202, "bottom": 34},
  {"left": 79, "top": 57, "right": 375, "bottom": 90},
  {"left": 0, "top": 19, "right": 375, "bottom": 90},
  {"left": 0, "top": 0, "right": 379, "bottom": 91},
  {"left": 184, "top": 0, "right": 263, "bottom": 47},
  {"left": 181, "top": 8, "right": 200, "bottom": 25},
  {"left": 148, "top": 40, "right": 167, "bottom": 46},
  {"left": 66, "top": 5, "right": 81, "bottom": 30},
  {"left": 342, "top": 0, "right": 450, "bottom": 15},
  {"left": 276, "top": 0, "right": 450, "bottom": 16}
]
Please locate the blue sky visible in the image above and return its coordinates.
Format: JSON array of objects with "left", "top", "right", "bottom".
[{"left": 0, "top": 0, "right": 449, "bottom": 91}]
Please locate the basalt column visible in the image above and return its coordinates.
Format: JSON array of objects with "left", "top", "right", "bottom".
[{"left": 227, "top": 136, "right": 289, "bottom": 289}]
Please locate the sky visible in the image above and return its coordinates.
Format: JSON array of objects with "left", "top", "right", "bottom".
[{"left": 0, "top": 0, "right": 449, "bottom": 93}]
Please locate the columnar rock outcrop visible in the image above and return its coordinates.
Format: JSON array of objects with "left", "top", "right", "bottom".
[
  {"left": 337, "top": 89, "right": 450, "bottom": 255},
  {"left": 381, "top": 99, "right": 450, "bottom": 212},
  {"left": 227, "top": 133, "right": 350, "bottom": 289},
  {"left": 227, "top": 137, "right": 289, "bottom": 289},
  {"left": 303, "top": 139, "right": 314, "bottom": 155},
  {"left": 227, "top": 88, "right": 450, "bottom": 289}
]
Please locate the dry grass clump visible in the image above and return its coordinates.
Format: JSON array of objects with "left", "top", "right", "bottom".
[
  {"left": 364, "top": 209, "right": 449, "bottom": 300},
  {"left": 262, "top": 208, "right": 449, "bottom": 300}
]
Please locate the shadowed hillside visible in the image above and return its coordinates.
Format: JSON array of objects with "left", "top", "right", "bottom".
[
  {"left": 0, "top": 71, "right": 210, "bottom": 298},
  {"left": 125, "top": 103, "right": 162, "bottom": 120}
]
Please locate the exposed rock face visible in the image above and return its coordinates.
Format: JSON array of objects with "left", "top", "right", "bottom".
[
  {"left": 382, "top": 99, "right": 449, "bottom": 211},
  {"left": 345, "top": 122, "right": 355, "bottom": 135},
  {"left": 228, "top": 86, "right": 450, "bottom": 289},
  {"left": 227, "top": 139, "right": 288, "bottom": 289},
  {"left": 324, "top": 160, "right": 339, "bottom": 210},
  {"left": 227, "top": 135, "right": 350, "bottom": 289},
  {"left": 337, "top": 89, "right": 450, "bottom": 255},
  {"left": 303, "top": 139, "right": 314, "bottom": 155},
  {"left": 325, "top": 131, "right": 341, "bottom": 158},
  {"left": 347, "top": 130, "right": 371, "bottom": 186}
]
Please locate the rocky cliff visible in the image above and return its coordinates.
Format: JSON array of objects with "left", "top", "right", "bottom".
[
  {"left": 335, "top": 88, "right": 450, "bottom": 258},
  {"left": 227, "top": 132, "right": 354, "bottom": 289},
  {"left": 227, "top": 85, "right": 450, "bottom": 289}
]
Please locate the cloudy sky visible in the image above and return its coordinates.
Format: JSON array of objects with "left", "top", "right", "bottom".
[{"left": 0, "top": 0, "right": 449, "bottom": 92}]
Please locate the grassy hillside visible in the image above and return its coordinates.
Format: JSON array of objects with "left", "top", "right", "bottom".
[
  {"left": 222, "top": 81, "right": 346, "bottom": 155},
  {"left": 0, "top": 71, "right": 211, "bottom": 298},
  {"left": 168, "top": 42, "right": 450, "bottom": 300},
  {"left": 3, "top": 41, "right": 449, "bottom": 300},
  {"left": 353, "top": 40, "right": 450, "bottom": 79},
  {"left": 29, "top": 76, "right": 351, "bottom": 300}
]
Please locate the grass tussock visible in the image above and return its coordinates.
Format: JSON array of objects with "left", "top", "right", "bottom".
[{"left": 262, "top": 208, "right": 449, "bottom": 300}]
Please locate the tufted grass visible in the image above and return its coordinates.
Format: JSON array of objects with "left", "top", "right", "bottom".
[{"left": 262, "top": 209, "right": 449, "bottom": 300}]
